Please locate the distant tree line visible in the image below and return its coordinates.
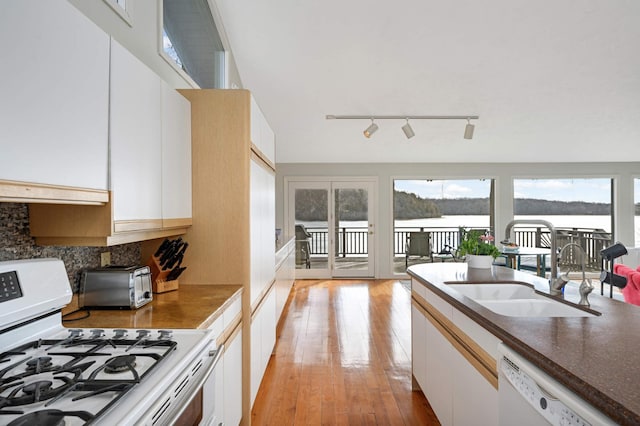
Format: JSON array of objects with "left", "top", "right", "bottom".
[{"left": 294, "top": 189, "right": 631, "bottom": 221}]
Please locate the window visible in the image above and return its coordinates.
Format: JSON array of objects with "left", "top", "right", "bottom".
[
  {"left": 392, "top": 179, "right": 494, "bottom": 273},
  {"left": 160, "top": 0, "right": 226, "bottom": 88},
  {"left": 103, "top": 0, "right": 132, "bottom": 26},
  {"left": 513, "top": 178, "right": 612, "bottom": 267}
]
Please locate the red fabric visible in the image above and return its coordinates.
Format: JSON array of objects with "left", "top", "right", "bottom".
[{"left": 614, "top": 264, "right": 640, "bottom": 306}]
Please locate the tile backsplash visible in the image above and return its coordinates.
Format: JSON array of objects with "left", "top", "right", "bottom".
[{"left": 0, "top": 203, "right": 140, "bottom": 292}]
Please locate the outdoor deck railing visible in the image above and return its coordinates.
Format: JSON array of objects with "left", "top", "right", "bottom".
[{"left": 301, "top": 225, "right": 611, "bottom": 269}]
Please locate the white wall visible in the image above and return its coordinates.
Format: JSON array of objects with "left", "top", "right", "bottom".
[
  {"left": 276, "top": 162, "right": 639, "bottom": 279},
  {"left": 68, "top": 0, "right": 243, "bottom": 89}
]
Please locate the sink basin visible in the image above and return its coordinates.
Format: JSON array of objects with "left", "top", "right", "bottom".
[
  {"left": 446, "top": 282, "right": 595, "bottom": 317},
  {"left": 447, "top": 283, "right": 544, "bottom": 300},
  {"left": 476, "top": 299, "right": 595, "bottom": 317}
]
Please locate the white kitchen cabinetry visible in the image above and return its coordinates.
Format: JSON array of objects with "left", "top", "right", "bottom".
[
  {"left": 0, "top": 0, "right": 109, "bottom": 204},
  {"left": 161, "top": 81, "right": 192, "bottom": 228},
  {"left": 275, "top": 238, "right": 295, "bottom": 323},
  {"left": 411, "top": 279, "right": 499, "bottom": 425},
  {"left": 110, "top": 39, "right": 163, "bottom": 230},
  {"left": 29, "top": 42, "right": 192, "bottom": 246},
  {"left": 250, "top": 159, "right": 276, "bottom": 307},
  {"left": 250, "top": 287, "right": 276, "bottom": 406},
  {"left": 202, "top": 293, "right": 243, "bottom": 426},
  {"left": 224, "top": 328, "right": 243, "bottom": 426},
  {"left": 250, "top": 96, "right": 276, "bottom": 164}
]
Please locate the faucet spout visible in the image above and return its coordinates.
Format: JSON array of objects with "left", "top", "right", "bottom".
[
  {"left": 504, "top": 219, "right": 560, "bottom": 295},
  {"left": 556, "top": 242, "right": 594, "bottom": 306}
]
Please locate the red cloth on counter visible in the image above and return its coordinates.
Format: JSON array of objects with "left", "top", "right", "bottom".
[{"left": 614, "top": 264, "right": 640, "bottom": 306}]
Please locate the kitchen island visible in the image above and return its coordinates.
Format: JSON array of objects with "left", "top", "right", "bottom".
[
  {"left": 408, "top": 263, "right": 640, "bottom": 425},
  {"left": 62, "top": 284, "right": 242, "bottom": 329}
]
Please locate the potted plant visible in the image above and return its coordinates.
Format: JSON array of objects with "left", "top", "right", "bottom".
[{"left": 458, "top": 228, "right": 501, "bottom": 268}]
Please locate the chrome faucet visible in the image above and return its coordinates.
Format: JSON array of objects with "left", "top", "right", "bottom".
[
  {"left": 556, "top": 243, "right": 594, "bottom": 306},
  {"left": 504, "top": 219, "right": 564, "bottom": 296}
]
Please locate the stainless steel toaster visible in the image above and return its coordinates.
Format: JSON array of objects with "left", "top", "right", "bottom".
[{"left": 80, "top": 265, "right": 153, "bottom": 309}]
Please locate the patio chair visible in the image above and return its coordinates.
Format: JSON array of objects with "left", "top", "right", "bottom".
[
  {"left": 405, "top": 232, "right": 432, "bottom": 268},
  {"left": 295, "top": 224, "right": 312, "bottom": 269}
]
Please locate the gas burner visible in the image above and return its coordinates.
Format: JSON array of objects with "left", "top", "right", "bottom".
[
  {"left": 26, "top": 357, "right": 53, "bottom": 373},
  {"left": 6, "top": 409, "right": 93, "bottom": 426},
  {"left": 21, "top": 380, "right": 53, "bottom": 398},
  {"left": 104, "top": 355, "right": 137, "bottom": 374}
]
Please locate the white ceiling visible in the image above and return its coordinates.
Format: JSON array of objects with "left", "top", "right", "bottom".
[{"left": 214, "top": 0, "right": 640, "bottom": 164}]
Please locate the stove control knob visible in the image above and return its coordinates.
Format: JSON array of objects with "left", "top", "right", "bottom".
[
  {"left": 113, "top": 329, "right": 128, "bottom": 339},
  {"left": 90, "top": 329, "right": 105, "bottom": 339},
  {"left": 144, "top": 291, "right": 151, "bottom": 299},
  {"left": 69, "top": 329, "right": 84, "bottom": 338},
  {"left": 158, "top": 330, "right": 173, "bottom": 340},
  {"left": 136, "top": 330, "right": 151, "bottom": 339}
]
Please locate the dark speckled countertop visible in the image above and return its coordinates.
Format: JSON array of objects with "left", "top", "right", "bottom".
[{"left": 408, "top": 263, "right": 640, "bottom": 425}]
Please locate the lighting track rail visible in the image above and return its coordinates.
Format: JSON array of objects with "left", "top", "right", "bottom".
[{"left": 325, "top": 115, "right": 479, "bottom": 139}]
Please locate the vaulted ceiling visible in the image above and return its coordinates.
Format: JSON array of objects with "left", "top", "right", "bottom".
[{"left": 214, "top": 0, "right": 640, "bottom": 164}]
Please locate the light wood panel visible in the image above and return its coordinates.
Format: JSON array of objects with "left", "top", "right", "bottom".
[
  {"left": 0, "top": 180, "right": 108, "bottom": 204},
  {"left": 177, "top": 89, "right": 252, "bottom": 286},
  {"left": 251, "top": 279, "right": 439, "bottom": 425}
]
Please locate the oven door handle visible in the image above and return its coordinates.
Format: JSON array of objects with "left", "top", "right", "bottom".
[{"left": 210, "top": 343, "right": 224, "bottom": 369}]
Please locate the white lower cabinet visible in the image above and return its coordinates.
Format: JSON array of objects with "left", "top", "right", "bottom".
[
  {"left": 250, "top": 288, "right": 276, "bottom": 407},
  {"left": 412, "top": 279, "right": 498, "bottom": 425},
  {"left": 451, "top": 345, "right": 498, "bottom": 425},
  {"left": 224, "top": 329, "right": 243, "bottom": 426}
]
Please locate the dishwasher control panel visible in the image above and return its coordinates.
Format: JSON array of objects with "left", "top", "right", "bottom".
[{"left": 501, "top": 355, "right": 591, "bottom": 426}]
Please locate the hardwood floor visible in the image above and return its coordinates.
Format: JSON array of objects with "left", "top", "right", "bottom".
[{"left": 251, "top": 279, "right": 439, "bottom": 425}]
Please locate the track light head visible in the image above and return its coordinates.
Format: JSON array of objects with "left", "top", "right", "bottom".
[
  {"left": 464, "top": 118, "right": 475, "bottom": 140},
  {"left": 363, "top": 119, "right": 378, "bottom": 138},
  {"left": 401, "top": 119, "right": 415, "bottom": 139}
]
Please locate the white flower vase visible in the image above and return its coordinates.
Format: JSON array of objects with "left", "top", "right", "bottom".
[{"left": 466, "top": 254, "right": 494, "bottom": 269}]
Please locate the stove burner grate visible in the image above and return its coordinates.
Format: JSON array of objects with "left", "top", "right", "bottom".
[
  {"left": 103, "top": 355, "right": 136, "bottom": 374},
  {"left": 5, "top": 408, "right": 93, "bottom": 426}
]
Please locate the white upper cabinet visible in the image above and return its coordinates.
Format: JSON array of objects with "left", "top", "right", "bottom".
[
  {"left": 0, "top": 0, "right": 109, "bottom": 192},
  {"left": 250, "top": 96, "right": 275, "bottom": 164},
  {"left": 110, "top": 39, "right": 163, "bottom": 227},
  {"left": 161, "top": 82, "right": 192, "bottom": 225}
]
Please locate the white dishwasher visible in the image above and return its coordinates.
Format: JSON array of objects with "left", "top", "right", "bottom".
[{"left": 497, "top": 343, "right": 616, "bottom": 426}]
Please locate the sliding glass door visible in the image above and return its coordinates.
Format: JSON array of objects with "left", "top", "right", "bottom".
[{"left": 287, "top": 179, "right": 376, "bottom": 278}]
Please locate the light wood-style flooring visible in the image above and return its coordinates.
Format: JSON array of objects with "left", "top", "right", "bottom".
[{"left": 251, "top": 279, "right": 439, "bottom": 425}]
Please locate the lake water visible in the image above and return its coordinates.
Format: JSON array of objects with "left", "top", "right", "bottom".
[{"left": 299, "top": 215, "right": 640, "bottom": 246}]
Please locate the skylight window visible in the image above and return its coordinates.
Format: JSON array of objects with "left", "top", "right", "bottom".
[{"left": 160, "top": 0, "right": 226, "bottom": 88}]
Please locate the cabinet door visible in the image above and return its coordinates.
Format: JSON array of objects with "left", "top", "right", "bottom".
[
  {"left": 250, "top": 96, "right": 275, "bottom": 164},
  {"left": 250, "top": 160, "right": 276, "bottom": 307},
  {"left": 0, "top": 0, "right": 109, "bottom": 190},
  {"left": 161, "top": 82, "right": 192, "bottom": 225},
  {"left": 110, "top": 39, "right": 162, "bottom": 228},
  {"left": 250, "top": 288, "right": 276, "bottom": 408},
  {"left": 224, "top": 329, "right": 243, "bottom": 426},
  {"left": 411, "top": 305, "right": 428, "bottom": 392},
  {"left": 423, "top": 310, "right": 453, "bottom": 426},
  {"left": 451, "top": 346, "right": 498, "bottom": 425}
]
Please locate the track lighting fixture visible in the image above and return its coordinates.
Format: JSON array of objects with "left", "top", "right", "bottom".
[
  {"left": 464, "top": 118, "right": 475, "bottom": 140},
  {"left": 401, "top": 118, "right": 415, "bottom": 139},
  {"left": 363, "top": 119, "right": 378, "bottom": 138},
  {"left": 326, "top": 115, "right": 479, "bottom": 140}
]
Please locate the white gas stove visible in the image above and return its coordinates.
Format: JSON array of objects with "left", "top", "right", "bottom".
[{"left": 0, "top": 259, "right": 220, "bottom": 426}]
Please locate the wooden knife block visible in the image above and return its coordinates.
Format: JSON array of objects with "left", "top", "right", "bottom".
[{"left": 147, "top": 255, "right": 179, "bottom": 293}]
